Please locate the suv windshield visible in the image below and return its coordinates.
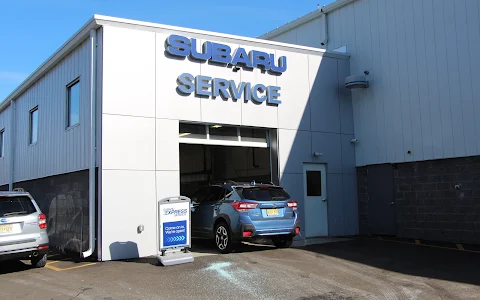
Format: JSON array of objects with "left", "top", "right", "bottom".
[
  {"left": 0, "top": 196, "right": 36, "bottom": 217},
  {"left": 237, "top": 186, "right": 290, "bottom": 201}
]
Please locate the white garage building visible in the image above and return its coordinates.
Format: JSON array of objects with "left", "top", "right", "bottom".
[
  {"left": 4, "top": 0, "right": 477, "bottom": 261},
  {"left": 0, "top": 14, "right": 357, "bottom": 261}
]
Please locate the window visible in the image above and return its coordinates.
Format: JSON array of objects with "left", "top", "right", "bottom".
[
  {"left": 208, "top": 125, "right": 238, "bottom": 141},
  {"left": 191, "top": 186, "right": 227, "bottom": 204},
  {"left": 179, "top": 123, "right": 206, "bottom": 139},
  {"left": 237, "top": 186, "right": 290, "bottom": 201},
  {"left": 67, "top": 79, "right": 80, "bottom": 128},
  {"left": 0, "top": 196, "right": 36, "bottom": 217},
  {"left": 29, "top": 107, "right": 38, "bottom": 144},
  {"left": 306, "top": 171, "right": 322, "bottom": 196},
  {"left": 178, "top": 123, "right": 269, "bottom": 148},
  {"left": 0, "top": 129, "right": 4, "bottom": 158},
  {"left": 240, "top": 128, "right": 267, "bottom": 143}
]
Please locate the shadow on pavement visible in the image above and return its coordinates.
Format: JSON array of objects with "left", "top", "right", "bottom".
[
  {"left": 0, "top": 260, "right": 32, "bottom": 275},
  {"left": 299, "top": 238, "right": 480, "bottom": 286}
]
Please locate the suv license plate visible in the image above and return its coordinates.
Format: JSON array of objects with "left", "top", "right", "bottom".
[
  {"left": 266, "top": 209, "right": 279, "bottom": 216},
  {"left": 0, "top": 224, "right": 13, "bottom": 233}
]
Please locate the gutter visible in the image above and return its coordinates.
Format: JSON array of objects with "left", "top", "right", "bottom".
[
  {"left": 82, "top": 28, "right": 98, "bottom": 259},
  {"left": 320, "top": 14, "right": 328, "bottom": 47}
]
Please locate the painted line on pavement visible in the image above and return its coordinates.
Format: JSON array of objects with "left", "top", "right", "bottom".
[{"left": 45, "top": 261, "right": 97, "bottom": 271}]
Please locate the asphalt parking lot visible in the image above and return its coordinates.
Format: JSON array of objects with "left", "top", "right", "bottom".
[{"left": 1, "top": 238, "right": 479, "bottom": 300}]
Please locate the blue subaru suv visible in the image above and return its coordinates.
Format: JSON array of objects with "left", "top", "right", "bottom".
[{"left": 189, "top": 181, "right": 300, "bottom": 253}]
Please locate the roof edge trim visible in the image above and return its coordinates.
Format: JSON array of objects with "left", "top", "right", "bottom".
[{"left": 93, "top": 15, "right": 343, "bottom": 55}]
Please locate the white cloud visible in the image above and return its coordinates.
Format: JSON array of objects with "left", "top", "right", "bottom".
[{"left": 0, "top": 71, "right": 28, "bottom": 83}]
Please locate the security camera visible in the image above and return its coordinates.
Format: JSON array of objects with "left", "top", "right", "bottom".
[
  {"left": 455, "top": 184, "right": 461, "bottom": 190},
  {"left": 350, "top": 138, "right": 359, "bottom": 143}
]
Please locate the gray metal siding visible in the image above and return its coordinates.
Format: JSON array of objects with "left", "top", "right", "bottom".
[
  {"left": 12, "top": 39, "right": 91, "bottom": 182},
  {"left": 270, "top": 18, "right": 324, "bottom": 48},
  {"left": 0, "top": 106, "right": 11, "bottom": 185},
  {"left": 268, "top": 0, "right": 480, "bottom": 166}
]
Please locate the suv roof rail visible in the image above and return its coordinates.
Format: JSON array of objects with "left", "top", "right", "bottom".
[
  {"left": 12, "top": 188, "right": 25, "bottom": 192},
  {"left": 209, "top": 180, "right": 239, "bottom": 186},
  {"left": 250, "top": 180, "right": 275, "bottom": 186}
]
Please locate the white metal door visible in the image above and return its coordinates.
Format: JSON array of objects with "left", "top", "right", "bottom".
[{"left": 303, "top": 163, "right": 328, "bottom": 237}]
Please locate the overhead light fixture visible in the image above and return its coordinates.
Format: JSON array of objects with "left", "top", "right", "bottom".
[
  {"left": 179, "top": 132, "right": 191, "bottom": 137},
  {"left": 211, "top": 125, "right": 222, "bottom": 129}
]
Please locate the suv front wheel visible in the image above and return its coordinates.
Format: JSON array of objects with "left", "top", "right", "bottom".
[{"left": 214, "top": 222, "right": 235, "bottom": 254}]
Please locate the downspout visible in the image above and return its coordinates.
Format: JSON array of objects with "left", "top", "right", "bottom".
[
  {"left": 320, "top": 12, "right": 328, "bottom": 47},
  {"left": 82, "top": 28, "right": 97, "bottom": 258},
  {"left": 8, "top": 100, "right": 15, "bottom": 191}
]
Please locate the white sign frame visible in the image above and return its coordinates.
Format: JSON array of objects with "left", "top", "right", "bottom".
[{"left": 157, "top": 196, "right": 192, "bottom": 252}]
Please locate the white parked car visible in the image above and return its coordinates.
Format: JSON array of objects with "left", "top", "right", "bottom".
[{"left": 0, "top": 189, "right": 49, "bottom": 267}]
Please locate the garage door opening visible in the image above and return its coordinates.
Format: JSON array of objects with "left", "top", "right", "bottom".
[{"left": 179, "top": 123, "right": 278, "bottom": 198}]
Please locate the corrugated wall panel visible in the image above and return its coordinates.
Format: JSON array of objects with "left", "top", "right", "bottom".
[
  {"left": 267, "top": 0, "right": 480, "bottom": 166},
  {"left": 12, "top": 38, "right": 91, "bottom": 182},
  {"left": 0, "top": 106, "right": 11, "bottom": 185}
]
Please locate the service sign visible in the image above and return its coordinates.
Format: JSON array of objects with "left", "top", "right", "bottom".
[
  {"left": 165, "top": 34, "right": 286, "bottom": 105},
  {"left": 159, "top": 201, "right": 191, "bottom": 249}
]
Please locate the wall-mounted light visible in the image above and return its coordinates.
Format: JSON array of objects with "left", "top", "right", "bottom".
[
  {"left": 350, "top": 138, "right": 359, "bottom": 143},
  {"left": 345, "top": 75, "right": 369, "bottom": 89},
  {"left": 313, "top": 152, "right": 323, "bottom": 157}
]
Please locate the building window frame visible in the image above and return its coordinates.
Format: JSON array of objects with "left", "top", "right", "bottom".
[
  {"left": 179, "top": 122, "right": 269, "bottom": 148},
  {"left": 66, "top": 77, "right": 80, "bottom": 130},
  {"left": 29, "top": 106, "right": 39, "bottom": 145},
  {"left": 0, "top": 128, "right": 5, "bottom": 158}
]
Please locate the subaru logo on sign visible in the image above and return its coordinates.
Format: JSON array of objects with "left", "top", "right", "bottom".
[{"left": 0, "top": 218, "right": 7, "bottom": 223}]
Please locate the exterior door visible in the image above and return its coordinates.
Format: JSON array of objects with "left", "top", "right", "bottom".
[
  {"left": 303, "top": 163, "right": 328, "bottom": 237},
  {"left": 367, "top": 164, "right": 396, "bottom": 235}
]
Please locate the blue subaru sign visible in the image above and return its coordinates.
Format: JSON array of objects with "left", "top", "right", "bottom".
[
  {"left": 0, "top": 218, "right": 7, "bottom": 223},
  {"left": 165, "top": 34, "right": 286, "bottom": 105},
  {"left": 165, "top": 34, "right": 287, "bottom": 73}
]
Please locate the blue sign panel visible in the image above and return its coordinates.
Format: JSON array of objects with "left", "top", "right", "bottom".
[
  {"left": 163, "top": 220, "right": 187, "bottom": 248},
  {"left": 0, "top": 218, "right": 7, "bottom": 223}
]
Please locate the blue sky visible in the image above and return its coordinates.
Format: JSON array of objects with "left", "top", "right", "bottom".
[{"left": 0, "top": 0, "right": 332, "bottom": 101}]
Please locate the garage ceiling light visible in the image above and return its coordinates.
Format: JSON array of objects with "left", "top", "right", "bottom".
[
  {"left": 179, "top": 132, "right": 191, "bottom": 137},
  {"left": 211, "top": 125, "right": 222, "bottom": 128}
]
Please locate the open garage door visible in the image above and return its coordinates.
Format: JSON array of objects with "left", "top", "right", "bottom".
[{"left": 179, "top": 123, "right": 278, "bottom": 198}]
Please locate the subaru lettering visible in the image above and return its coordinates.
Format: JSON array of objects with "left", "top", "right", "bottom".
[{"left": 165, "top": 34, "right": 287, "bottom": 74}]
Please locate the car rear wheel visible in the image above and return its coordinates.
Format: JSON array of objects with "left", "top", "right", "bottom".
[
  {"left": 31, "top": 254, "right": 47, "bottom": 268},
  {"left": 273, "top": 235, "right": 293, "bottom": 248},
  {"left": 214, "top": 222, "right": 235, "bottom": 254}
]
